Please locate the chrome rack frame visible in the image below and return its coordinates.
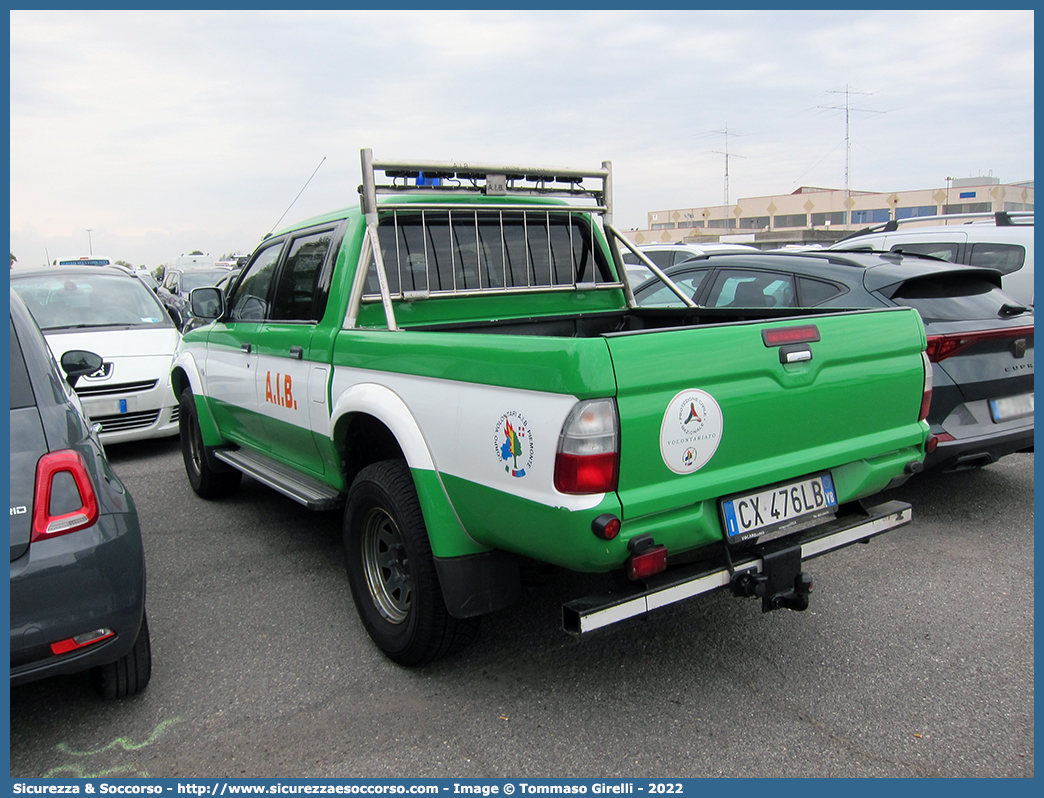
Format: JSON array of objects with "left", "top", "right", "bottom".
[{"left": 356, "top": 148, "right": 696, "bottom": 329}]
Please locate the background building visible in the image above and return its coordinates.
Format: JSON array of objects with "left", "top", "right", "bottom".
[{"left": 626, "top": 177, "right": 1034, "bottom": 249}]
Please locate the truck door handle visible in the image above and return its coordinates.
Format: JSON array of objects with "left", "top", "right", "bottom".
[
  {"left": 290, "top": 346, "right": 304, "bottom": 360},
  {"left": 241, "top": 342, "right": 252, "bottom": 353}
]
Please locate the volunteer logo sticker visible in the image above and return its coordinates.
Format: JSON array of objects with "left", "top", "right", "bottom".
[
  {"left": 660, "top": 389, "right": 723, "bottom": 474},
  {"left": 495, "top": 410, "right": 534, "bottom": 478}
]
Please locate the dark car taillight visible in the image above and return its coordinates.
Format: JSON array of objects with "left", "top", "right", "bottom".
[
  {"left": 925, "top": 325, "right": 1034, "bottom": 362},
  {"left": 32, "top": 450, "right": 99, "bottom": 542},
  {"left": 554, "top": 399, "right": 619, "bottom": 495}
]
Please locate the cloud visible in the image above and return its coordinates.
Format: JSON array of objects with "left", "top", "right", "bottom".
[{"left": 9, "top": 8, "right": 1033, "bottom": 268}]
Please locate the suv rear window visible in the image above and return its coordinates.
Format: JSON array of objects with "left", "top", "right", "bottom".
[
  {"left": 968, "top": 243, "right": 1026, "bottom": 275},
  {"left": 890, "top": 274, "right": 1018, "bottom": 321}
]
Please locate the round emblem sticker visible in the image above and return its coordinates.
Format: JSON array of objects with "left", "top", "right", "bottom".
[
  {"left": 494, "top": 410, "right": 535, "bottom": 478},
  {"left": 659, "top": 389, "right": 723, "bottom": 474}
]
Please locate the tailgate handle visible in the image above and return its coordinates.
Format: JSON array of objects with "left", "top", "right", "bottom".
[
  {"left": 241, "top": 342, "right": 252, "bottom": 354},
  {"left": 779, "top": 344, "right": 812, "bottom": 364}
]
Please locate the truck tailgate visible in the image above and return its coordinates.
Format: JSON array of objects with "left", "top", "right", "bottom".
[{"left": 604, "top": 308, "right": 927, "bottom": 527}]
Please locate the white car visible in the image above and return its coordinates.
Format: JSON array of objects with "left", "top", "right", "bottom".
[
  {"left": 11, "top": 265, "right": 181, "bottom": 444},
  {"left": 829, "top": 211, "right": 1034, "bottom": 306}
]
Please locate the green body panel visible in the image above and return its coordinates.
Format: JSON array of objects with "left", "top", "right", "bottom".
[
  {"left": 606, "top": 308, "right": 928, "bottom": 521},
  {"left": 254, "top": 323, "right": 326, "bottom": 474},
  {"left": 411, "top": 469, "right": 492, "bottom": 558},
  {"left": 440, "top": 474, "right": 625, "bottom": 571},
  {"left": 355, "top": 288, "right": 629, "bottom": 330},
  {"left": 331, "top": 328, "right": 617, "bottom": 397}
]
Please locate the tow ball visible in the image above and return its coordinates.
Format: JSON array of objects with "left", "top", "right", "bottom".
[{"left": 730, "top": 546, "right": 813, "bottom": 612}]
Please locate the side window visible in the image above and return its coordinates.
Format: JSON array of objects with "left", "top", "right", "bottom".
[
  {"left": 968, "top": 243, "right": 1025, "bottom": 275},
  {"left": 707, "top": 269, "right": 795, "bottom": 308},
  {"left": 230, "top": 243, "right": 282, "bottom": 322},
  {"left": 889, "top": 242, "right": 959, "bottom": 261},
  {"left": 270, "top": 230, "right": 334, "bottom": 322},
  {"left": 645, "top": 250, "right": 674, "bottom": 269},
  {"left": 634, "top": 270, "right": 708, "bottom": 307},
  {"left": 798, "top": 276, "right": 846, "bottom": 306}
]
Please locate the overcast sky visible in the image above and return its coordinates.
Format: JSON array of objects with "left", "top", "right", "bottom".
[{"left": 9, "top": 8, "right": 1035, "bottom": 270}]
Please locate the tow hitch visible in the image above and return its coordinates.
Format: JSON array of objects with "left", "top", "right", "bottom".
[
  {"left": 562, "top": 499, "right": 911, "bottom": 636},
  {"left": 730, "top": 546, "right": 813, "bottom": 612}
]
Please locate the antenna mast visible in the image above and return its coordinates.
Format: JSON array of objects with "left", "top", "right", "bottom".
[
  {"left": 711, "top": 123, "right": 746, "bottom": 230},
  {"left": 820, "top": 85, "right": 884, "bottom": 195}
]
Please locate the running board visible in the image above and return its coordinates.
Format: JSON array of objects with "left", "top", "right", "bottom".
[
  {"left": 213, "top": 449, "right": 344, "bottom": 510},
  {"left": 562, "top": 500, "right": 912, "bottom": 636}
]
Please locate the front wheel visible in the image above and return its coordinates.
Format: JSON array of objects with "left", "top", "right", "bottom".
[
  {"left": 343, "top": 460, "right": 479, "bottom": 666},
  {"left": 179, "top": 388, "right": 241, "bottom": 499}
]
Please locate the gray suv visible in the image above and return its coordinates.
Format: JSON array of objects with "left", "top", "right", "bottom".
[{"left": 9, "top": 289, "right": 151, "bottom": 698}]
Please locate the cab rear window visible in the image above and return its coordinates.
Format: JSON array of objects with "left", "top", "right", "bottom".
[{"left": 890, "top": 274, "right": 1018, "bottom": 321}]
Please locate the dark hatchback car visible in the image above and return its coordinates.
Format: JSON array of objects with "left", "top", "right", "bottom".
[
  {"left": 9, "top": 290, "right": 151, "bottom": 698},
  {"left": 633, "top": 249, "right": 1033, "bottom": 472},
  {"left": 157, "top": 265, "right": 233, "bottom": 330}
]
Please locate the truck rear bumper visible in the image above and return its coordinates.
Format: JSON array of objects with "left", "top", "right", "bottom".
[{"left": 562, "top": 499, "right": 911, "bottom": 636}]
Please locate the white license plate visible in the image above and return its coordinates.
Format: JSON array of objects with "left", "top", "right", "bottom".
[
  {"left": 721, "top": 473, "right": 837, "bottom": 544},
  {"left": 989, "top": 392, "right": 1033, "bottom": 422}
]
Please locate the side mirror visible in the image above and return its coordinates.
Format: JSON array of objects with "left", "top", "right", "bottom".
[
  {"left": 60, "top": 350, "right": 104, "bottom": 388},
  {"left": 189, "top": 286, "right": 223, "bottom": 322}
]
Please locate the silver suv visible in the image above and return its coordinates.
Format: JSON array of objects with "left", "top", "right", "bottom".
[{"left": 829, "top": 211, "right": 1034, "bottom": 306}]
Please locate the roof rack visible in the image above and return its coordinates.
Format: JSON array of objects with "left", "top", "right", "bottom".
[
  {"left": 359, "top": 148, "right": 614, "bottom": 217},
  {"left": 352, "top": 149, "right": 700, "bottom": 328},
  {"left": 837, "top": 210, "right": 1034, "bottom": 242}
]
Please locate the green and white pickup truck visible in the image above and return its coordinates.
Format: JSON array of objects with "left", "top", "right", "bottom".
[{"left": 173, "top": 149, "right": 932, "bottom": 665}]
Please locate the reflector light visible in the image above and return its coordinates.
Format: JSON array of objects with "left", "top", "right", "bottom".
[
  {"left": 628, "top": 546, "right": 668, "bottom": 580},
  {"left": 762, "top": 325, "right": 821, "bottom": 347},
  {"left": 925, "top": 326, "right": 1034, "bottom": 362},
  {"left": 50, "top": 628, "right": 114, "bottom": 656},
  {"left": 592, "top": 514, "right": 622, "bottom": 540},
  {"left": 32, "top": 450, "right": 99, "bottom": 542},
  {"left": 925, "top": 435, "right": 939, "bottom": 454}
]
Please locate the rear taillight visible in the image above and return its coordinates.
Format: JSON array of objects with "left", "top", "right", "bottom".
[
  {"left": 919, "top": 352, "right": 933, "bottom": 423},
  {"left": 554, "top": 399, "right": 619, "bottom": 494},
  {"left": 31, "top": 450, "right": 99, "bottom": 542},
  {"left": 925, "top": 326, "right": 1034, "bottom": 362}
]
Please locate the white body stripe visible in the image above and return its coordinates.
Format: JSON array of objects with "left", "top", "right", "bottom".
[{"left": 330, "top": 366, "right": 606, "bottom": 512}]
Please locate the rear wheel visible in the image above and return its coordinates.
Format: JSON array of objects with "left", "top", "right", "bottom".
[
  {"left": 344, "top": 460, "right": 479, "bottom": 666},
  {"left": 180, "top": 388, "right": 241, "bottom": 499},
  {"left": 94, "top": 614, "right": 152, "bottom": 699}
]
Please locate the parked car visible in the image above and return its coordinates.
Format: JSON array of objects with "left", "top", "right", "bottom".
[
  {"left": 10, "top": 264, "right": 181, "bottom": 444},
  {"left": 828, "top": 211, "right": 1034, "bottom": 306},
  {"left": 620, "top": 242, "right": 760, "bottom": 284},
  {"left": 9, "top": 289, "right": 151, "bottom": 698},
  {"left": 633, "top": 249, "right": 1033, "bottom": 472},
  {"left": 181, "top": 268, "right": 243, "bottom": 334},
  {"left": 157, "top": 265, "right": 234, "bottom": 330}
]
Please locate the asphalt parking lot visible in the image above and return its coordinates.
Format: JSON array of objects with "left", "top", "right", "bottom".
[{"left": 9, "top": 440, "right": 1034, "bottom": 779}]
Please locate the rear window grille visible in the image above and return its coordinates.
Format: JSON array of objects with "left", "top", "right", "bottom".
[
  {"left": 363, "top": 209, "right": 618, "bottom": 300},
  {"left": 75, "top": 380, "right": 158, "bottom": 398},
  {"left": 92, "top": 409, "right": 161, "bottom": 432}
]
